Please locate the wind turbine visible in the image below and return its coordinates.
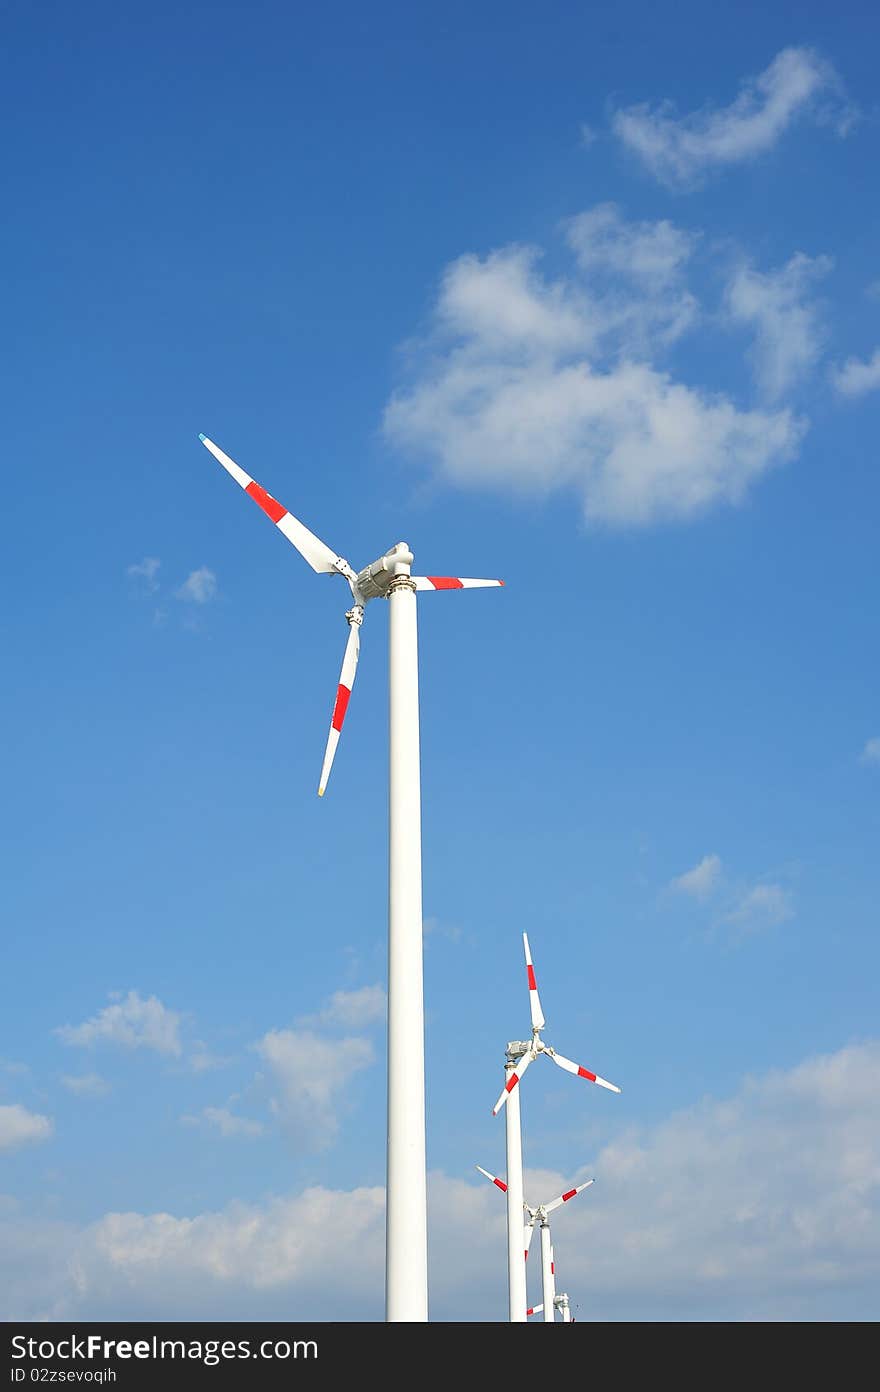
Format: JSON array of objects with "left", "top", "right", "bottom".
[
  {"left": 490, "top": 932, "right": 620, "bottom": 1321},
  {"left": 199, "top": 434, "right": 502, "bottom": 1321},
  {"left": 477, "top": 1165, "right": 593, "bottom": 1323},
  {"left": 529, "top": 1290, "right": 574, "bottom": 1322},
  {"left": 554, "top": 1291, "right": 573, "bottom": 1323}
]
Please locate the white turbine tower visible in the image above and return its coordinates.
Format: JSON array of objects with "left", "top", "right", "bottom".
[
  {"left": 490, "top": 932, "right": 620, "bottom": 1321},
  {"left": 199, "top": 434, "right": 502, "bottom": 1321},
  {"left": 476, "top": 1165, "right": 593, "bottom": 1323}
]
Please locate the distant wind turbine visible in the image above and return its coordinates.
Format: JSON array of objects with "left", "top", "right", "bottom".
[
  {"left": 477, "top": 1165, "right": 593, "bottom": 1323},
  {"left": 199, "top": 433, "right": 502, "bottom": 1321},
  {"left": 490, "top": 932, "right": 620, "bottom": 1321}
]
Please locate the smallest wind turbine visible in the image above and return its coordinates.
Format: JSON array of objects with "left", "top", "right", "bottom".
[
  {"left": 476, "top": 1166, "right": 593, "bottom": 1323},
  {"left": 554, "top": 1291, "right": 573, "bottom": 1323}
]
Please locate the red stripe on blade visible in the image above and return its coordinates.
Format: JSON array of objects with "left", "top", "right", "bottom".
[
  {"left": 246, "top": 481, "right": 286, "bottom": 524},
  {"left": 505, "top": 1072, "right": 519, "bottom": 1093},
  {"left": 331, "top": 684, "right": 351, "bottom": 732},
  {"left": 427, "top": 576, "right": 463, "bottom": 589},
  {"left": 493, "top": 1177, "right": 507, "bottom": 1192},
  {"left": 577, "top": 1066, "right": 597, "bottom": 1082},
  {"left": 562, "top": 1188, "right": 577, "bottom": 1202},
  {"left": 527, "top": 965, "right": 537, "bottom": 990}
]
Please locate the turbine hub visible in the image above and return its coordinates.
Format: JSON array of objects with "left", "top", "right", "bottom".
[{"left": 355, "top": 543, "right": 414, "bottom": 600}]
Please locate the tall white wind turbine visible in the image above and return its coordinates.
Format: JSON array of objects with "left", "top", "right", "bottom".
[
  {"left": 199, "top": 434, "right": 502, "bottom": 1321},
  {"left": 476, "top": 1165, "right": 593, "bottom": 1323},
  {"left": 490, "top": 932, "right": 620, "bottom": 1321}
]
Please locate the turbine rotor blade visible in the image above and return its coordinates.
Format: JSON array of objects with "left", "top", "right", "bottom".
[
  {"left": 546, "top": 1047, "right": 621, "bottom": 1094},
  {"left": 523, "top": 932, "right": 546, "bottom": 1031},
  {"left": 544, "top": 1178, "right": 595, "bottom": 1215},
  {"left": 526, "top": 1304, "right": 543, "bottom": 1317},
  {"left": 524, "top": 1219, "right": 536, "bottom": 1262},
  {"left": 318, "top": 622, "right": 360, "bottom": 797},
  {"left": 475, "top": 1165, "right": 507, "bottom": 1193},
  {"left": 199, "top": 435, "right": 346, "bottom": 576},
  {"left": 491, "top": 1048, "right": 534, "bottom": 1116},
  {"left": 411, "top": 576, "right": 504, "bottom": 591}
]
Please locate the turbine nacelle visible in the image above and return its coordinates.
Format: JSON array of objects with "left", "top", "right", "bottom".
[{"left": 354, "top": 543, "right": 415, "bottom": 602}]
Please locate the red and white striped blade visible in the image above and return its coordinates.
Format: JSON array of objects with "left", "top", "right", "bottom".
[
  {"left": 544, "top": 1177, "right": 594, "bottom": 1215},
  {"left": 200, "top": 435, "right": 342, "bottom": 575},
  {"left": 548, "top": 1048, "right": 621, "bottom": 1093},
  {"left": 318, "top": 623, "right": 360, "bottom": 797},
  {"left": 524, "top": 1219, "right": 536, "bottom": 1261},
  {"left": 491, "top": 1048, "right": 534, "bottom": 1116},
  {"left": 475, "top": 1165, "right": 507, "bottom": 1193},
  {"left": 526, "top": 1304, "right": 543, "bottom": 1317},
  {"left": 411, "top": 576, "right": 504, "bottom": 591},
  {"left": 522, "top": 932, "right": 545, "bottom": 1031}
]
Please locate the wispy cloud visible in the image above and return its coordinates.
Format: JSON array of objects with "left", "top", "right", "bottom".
[
  {"left": 567, "top": 202, "right": 697, "bottom": 285},
  {"left": 176, "top": 568, "right": 217, "bottom": 605},
  {"left": 189, "top": 1042, "right": 226, "bottom": 1074},
  {"left": 832, "top": 349, "right": 880, "bottom": 399},
  {"left": 725, "top": 253, "right": 832, "bottom": 401},
  {"left": 181, "top": 1106, "right": 265, "bottom": 1139},
  {"left": 301, "top": 985, "right": 386, "bottom": 1032},
  {"left": 60, "top": 1073, "right": 110, "bottom": 1098},
  {"left": 670, "top": 853, "right": 722, "bottom": 900},
  {"left": 611, "top": 48, "right": 849, "bottom": 189},
  {"left": 723, "top": 882, "right": 794, "bottom": 931},
  {"left": 126, "top": 558, "right": 161, "bottom": 592},
  {"left": 860, "top": 737, "right": 880, "bottom": 766},
  {"left": 255, "top": 1029, "right": 374, "bottom": 1152},
  {"left": 0, "top": 1104, "right": 52, "bottom": 1152},
  {"left": 424, "top": 915, "right": 463, "bottom": 944},
  {"left": 384, "top": 211, "right": 803, "bottom": 529},
  {"left": 56, "top": 991, "right": 183, "bottom": 1057}
]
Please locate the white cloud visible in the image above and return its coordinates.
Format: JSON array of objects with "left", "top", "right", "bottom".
[
  {"left": 860, "top": 737, "right": 880, "bottom": 766},
  {"left": 306, "top": 985, "right": 386, "bottom": 1031},
  {"left": 57, "top": 991, "right": 183, "bottom": 1057},
  {"left": 255, "top": 1028, "right": 374, "bottom": 1151},
  {"left": 126, "top": 557, "right": 160, "bottom": 592},
  {"left": 724, "top": 882, "right": 793, "bottom": 930},
  {"left": 832, "top": 349, "right": 880, "bottom": 399},
  {"left": 424, "top": 915, "right": 463, "bottom": 944},
  {"left": 384, "top": 221, "right": 803, "bottom": 528},
  {"left": 567, "top": 202, "right": 697, "bottom": 285},
  {"left": 4, "top": 1041, "right": 880, "bottom": 1320},
  {"left": 181, "top": 1107, "right": 265, "bottom": 1139},
  {"left": 0, "top": 1103, "right": 52, "bottom": 1152},
  {"left": 670, "top": 853, "right": 722, "bottom": 899},
  {"left": 60, "top": 1073, "right": 110, "bottom": 1098},
  {"left": 726, "top": 253, "right": 832, "bottom": 401},
  {"left": 1, "top": 1060, "right": 30, "bottom": 1077},
  {"left": 611, "top": 48, "right": 846, "bottom": 188},
  {"left": 176, "top": 567, "right": 217, "bottom": 604},
  {"left": 565, "top": 203, "right": 699, "bottom": 348},
  {"left": 189, "top": 1043, "right": 226, "bottom": 1074}
]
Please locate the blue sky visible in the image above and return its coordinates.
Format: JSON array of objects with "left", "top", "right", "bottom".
[{"left": 2, "top": 1, "right": 879, "bottom": 1321}]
